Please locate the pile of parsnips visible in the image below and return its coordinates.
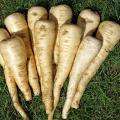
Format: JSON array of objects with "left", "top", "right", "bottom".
[{"left": 0, "top": 4, "right": 120, "bottom": 120}]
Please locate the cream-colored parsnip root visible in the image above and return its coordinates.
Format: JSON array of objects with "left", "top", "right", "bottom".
[
  {"left": 49, "top": 4, "right": 72, "bottom": 64},
  {"left": 77, "top": 9, "right": 100, "bottom": 37},
  {"left": 4, "top": 13, "right": 40, "bottom": 96},
  {"left": 70, "top": 9, "right": 100, "bottom": 108},
  {"left": 62, "top": 36, "right": 102, "bottom": 119},
  {"left": 0, "top": 36, "right": 32, "bottom": 101},
  {"left": 48, "top": 24, "right": 82, "bottom": 120},
  {"left": 71, "top": 21, "right": 120, "bottom": 109},
  {"left": 0, "top": 29, "right": 29, "bottom": 120},
  {"left": 34, "top": 20, "right": 56, "bottom": 114},
  {"left": 28, "top": 7, "right": 48, "bottom": 78},
  {"left": 4, "top": 67, "right": 30, "bottom": 120}
]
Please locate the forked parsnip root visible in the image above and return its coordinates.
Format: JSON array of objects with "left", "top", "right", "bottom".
[
  {"left": 28, "top": 6, "right": 48, "bottom": 78},
  {"left": 4, "top": 67, "right": 29, "bottom": 120},
  {"left": 48, "top": 24, "right": 82, "bottom": 120},
  {"left": 0, "top": 29, "right": 29, "bottom": 120},
  {"left": 71, "top": 21, "right": 120, "bottom": 109},
  {"left": 0, "top": 36, "right": 32, "bottom": 101},
  {"left": 62, "top": 36, "right": 102, "bottom": 119},
  {"left": 4, "top": 13, "right": 40, "bottom": 96},
  {"left": 35, "top": 20, "right": 56, "bottom": 114},
  {"left": 49, "top": 4, "right": 72, "bottom": 64}
]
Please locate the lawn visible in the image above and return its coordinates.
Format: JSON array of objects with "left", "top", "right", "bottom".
[{"left": 0, "top": 0, "right": 120, "bottom": 120}]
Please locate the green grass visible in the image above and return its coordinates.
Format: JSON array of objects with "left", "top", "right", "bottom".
[{"left": 0, "top": 0, "right": 120, "bottom": 120}]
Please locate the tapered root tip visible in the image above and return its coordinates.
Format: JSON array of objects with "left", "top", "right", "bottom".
[
  {"left": 62, "top": 113, "right": 68, "bottom": 119},
  {"left": 24, "top": 95, "right": 32, "bottom": 101},
  {"left": 20, "top": 113, "right": 29, "bottom": 120},
  {"left": 71, "top": 101, "right": 79, "bottom": 109},
  {"left": 33, "top": 90, "right": 40, "bottom": 96},
  {"left": 13, "top": 102, "right": 30, "bottom": 120}
]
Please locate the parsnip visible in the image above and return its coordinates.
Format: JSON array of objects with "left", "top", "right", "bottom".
[
  {"left": 28, "top": 7, "right": 48, "bottom": 78},
  {"left": 4, "top": 67, "right": 29, "bottom": 120},
  {"left": 48, "top": 24, "right": 82, "bottom": 120},
  {"left": 0, "top": 58, "right": 29, "bottom": 120},
  {"left": 0, "top": 31, "right": 29, "bottom": 120},
  {"left": 49, "top": 4, "right": 72, "bottom": 64},
  {"left": 71, "top": 21, "right": 120, "bottom": 109},
  {"left": 62, "top": 36, "right": 102, "bottom": 119},
  {"left": 4, "top": 13, "right": 40, "bottom": 96},
  {"left": 70, "top": 9, "right": 100, "bottom": 109},
  {"left": 0, "top": 36, "right": 32, "bottom": 101},
  {"left": 34, "top": 20, "right": 56, "bottom": 114}
]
